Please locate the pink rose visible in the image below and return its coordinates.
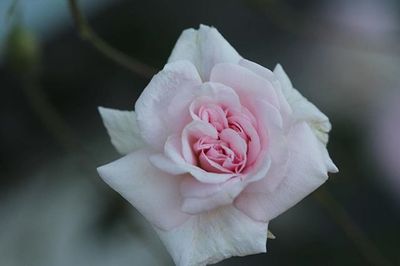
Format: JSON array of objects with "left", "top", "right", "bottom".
[{"left": 98, "top": 25, "right": 337, "bottom": 266}]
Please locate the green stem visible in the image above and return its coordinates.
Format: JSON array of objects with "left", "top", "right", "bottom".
[{"left": 67, "top": 0, "right": 157, "bottom": 79}]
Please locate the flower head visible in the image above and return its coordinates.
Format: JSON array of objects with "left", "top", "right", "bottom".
[{"left": 97, "top": 25, "right": 338, "bottom": 266}]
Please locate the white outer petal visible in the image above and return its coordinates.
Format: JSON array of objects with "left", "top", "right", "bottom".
[
  {"left": 274, "top": 64, "right": 332, "bottom": 144},
  {"left": 168, "top": 24, "right": 242, "bottom": 81},
  {"left": 156, "top": 205, "right": 268, "bottom": 266},
  {"left": 235, "top": 122, "right": 338, "bottom": 222},
  {"left": 97, "top": 149, "right": 190, "bottom": 230},
  {"left": 98, "top": 107, "right": 145, "bottom": 154},
  {"left": 135, "top": 60, "right": 202, "bottom": 150}
]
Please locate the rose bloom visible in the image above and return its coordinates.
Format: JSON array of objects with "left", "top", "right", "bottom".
[{"left": 98, "top": 25, "right": 337, "bottom": 266}]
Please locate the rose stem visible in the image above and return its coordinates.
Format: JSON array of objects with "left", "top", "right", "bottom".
[{"left": 67, "top": 0, "right": 157, "bottom": 79}]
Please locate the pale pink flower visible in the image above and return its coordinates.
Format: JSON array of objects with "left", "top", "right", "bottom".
[{"left": 97, "top": 25, "right": 337, "bottom": 266}]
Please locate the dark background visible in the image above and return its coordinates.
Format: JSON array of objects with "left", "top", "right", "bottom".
[{"left": 1, "top": 0, "right": 400, "bottom": 265}]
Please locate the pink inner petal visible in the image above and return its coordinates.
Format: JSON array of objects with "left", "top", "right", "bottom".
[{"left": 178, "top": 86, "right": 270, "bottom": 184}]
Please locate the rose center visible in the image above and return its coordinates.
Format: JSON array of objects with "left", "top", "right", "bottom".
[
  {"left": 191, "top": 103, "right": 259, "bottom": 174},
  {"left": 193, "top": 135, "right": 246, "bottom": 174}
]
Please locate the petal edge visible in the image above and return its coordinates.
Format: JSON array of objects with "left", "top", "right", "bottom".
[{"left": 98, "top": 106, "right": 145, "bottom": 154}]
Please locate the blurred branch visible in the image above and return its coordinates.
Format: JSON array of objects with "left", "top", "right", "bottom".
[
  {"left": 67, "top": 0, "right": 157, "bottom": 79},
  {"left": 314, "top": 189, "right": 393, "bottom": 266},
  {"left": 6, "top": 0, "right": 19, "bottom": 22},
  {"left": 5, "top": 19, "right": 95, "bottom": 165},
  {"left": 21, "top": 73, "right": 82, "bottom": 154},
  {"left": 5, "top": 19, "right": 143, "bottom": 240}
]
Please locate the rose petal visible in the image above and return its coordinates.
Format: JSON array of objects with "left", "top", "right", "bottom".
[
  {"left": 210, "top": 63, "right": 280, "bottom": 110},
  {"left": 180, "top": 157, "right": 271, "bottom": 215},
  {"left": 195, "top": 103, "right": 228, "bottom": 131},
  {"left": 198, "top": 150, "right": 234, "bottom": 174},
  {"left": 97, "top": 149, "right": 190, "bottom": 230},
  {"left": 180, "top": 176, "right": 227, "bottom": 198},
  {"left": 149, "top": 153, "right": 187, "bottom": 176},
  {"left": 181, "top": 177, "right": 244, "bottom": 214},
  {"left": 228, "top": 115, "right": 260, "bottom": 166},
  {"left": 189, "top": 82, "right": 242, "bottom": 122},
  {"left": 98, "top": 107, "right": 145, "bottom": 154},
  {"left": 168, "top": 25, "right": 242, "bottom": 81},
  {"left": 250, "top": 100, "right": 289, "bottom": 192},
  {"left": 220, "top": 128, "right": 247, "bottom": 159},
  {"left": 238, "top": 59, "right": 292, "bottom": 120},
  {"left": 318, "top": 141, "right": 339, "bottom": 173},
  {"left": 181, "top": 120, "right": 218, "bottom": 165},
  {"left": 187, "top": 166, "right": 235, "bottom": 184},
  {"left": 243, "top": 151, "right": 272, "bottom": 184},
  {"left": 235, "top": 122, "right": 335, "bottom": 222},
  {"left": 162, "top": 133, "right": 235, "bottom": 184},
  {"left": 156, "top": 205, "right": 268, "bottom": 266},
  {"left": 274, "top": 64, "right": 332, "bottom": 144},
  {"left": 135, "top": 60, "right": 202, "bottom": 150},
  {"left": 272, "top": 64, "right": 293, "bottom": 96}
]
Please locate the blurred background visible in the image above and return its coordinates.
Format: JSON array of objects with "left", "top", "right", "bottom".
[{"left": 1, "top": 0, "right": 399, "bottom": 265}]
